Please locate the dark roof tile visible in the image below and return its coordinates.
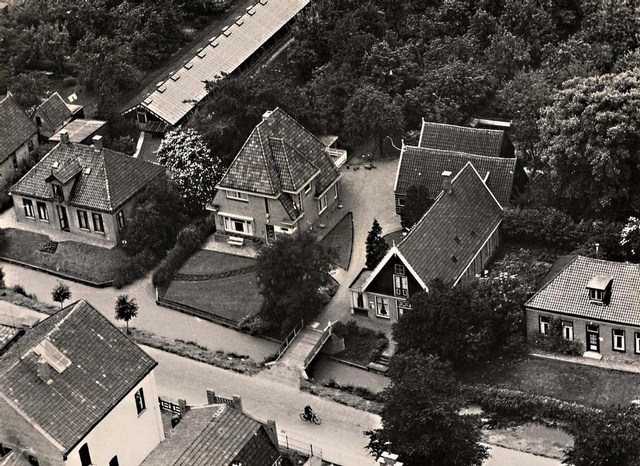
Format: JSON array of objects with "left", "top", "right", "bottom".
[
  {"left": 419, "top": 122, "right": 509, "bottom": 158},
  {"left": 35, "top": 92, "right": 73, "bottom": 138},
  {"left": 0, "top": 94, "right": 37, "bottom": 162}
]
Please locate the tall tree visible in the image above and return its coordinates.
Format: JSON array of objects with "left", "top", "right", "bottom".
[
  {"left": 115, "top": 294, "right": 139, "bottom": 335},
  {"left": 538, "top": 70, "right": 640, "bottom": 219},
  {"left": 157, "top": 128, "right": 223, "bottom": 210},
  {"left": 366, "top": 350, "right": 488, "bottom": 466},
  {"left": 256, "top": 232, "right": 336, "bottom": 334},
  {"left": 365, "top": 218, "right": 389, "bottom": 269},
  {"left": 51, "top": 282, "right": 71, "bottom": 308},
  {"left": 401, "top": 185, "right": 432, "bottom": 230}
]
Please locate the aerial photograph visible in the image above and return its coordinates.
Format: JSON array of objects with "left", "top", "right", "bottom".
[{"left": 0, "top": 0, "right": 639, "bottom": 465}]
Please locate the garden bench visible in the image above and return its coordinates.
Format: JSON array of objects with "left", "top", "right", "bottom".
[{"left": 227, "top": 236, "right": 244, "bottom": 247}]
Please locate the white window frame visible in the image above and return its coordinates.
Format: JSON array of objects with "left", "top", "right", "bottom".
[
  {"left": 304, "top": 183, "right": 311, "bottom": 195},
  {"left": 539, "top": 316, "right": 550, "bottom": 335},
  {"left": 394, "top": 275, "right": 408, "bottom": 297},
  {"left": 333, "top": 184, "right": 338, "bottom": 199},
  {"left": 23, "top": 199, "right": 34, "bottom": 218},
  {"left": 318, "top": 193, "right": 327, "bottom": 213},
  {"left": 394, "top": 264, "right": 405, "bottom": 275},
  {"left": 77, "top": 210, "right": 90, "bottom": 230},
  {"left": 375, "top": 296, "right": 390, "bottom": 319},
  {"left": 226, "top": 190, "right": 249, "bottom": 202},
  {"left": 36, "top": 202, "right": 49, "bottom": 222},
  {"left": 589, "top": 288, "right": 604, "bottom": 301},
  {"left": 92, "top": 212, "right": 104, "bottom": 233},
  {"left": 635, "top": 332, "right": 640, "bottom": 354},
  {"left": 562, "top": 321, "right": 574, "bottom": 341},
  {"left": 613, "top": 329, "right": 625, "bottom": 352},
  {"left": 134, "top": 387, "right": 146, "bottom": 415},
  {"left": 116, "top": 210, "right": 125, "bottom": 231},
  {"left": 223, "top": 216, "right": 253, "bottom": 235}
]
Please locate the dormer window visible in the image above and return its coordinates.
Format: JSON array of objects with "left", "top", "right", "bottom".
[
  {"left": 586, "top": 275, "right": 613, "bottom": 304},
  {"left": 52, "top": 184, "right": 64, "bottom": 201}
]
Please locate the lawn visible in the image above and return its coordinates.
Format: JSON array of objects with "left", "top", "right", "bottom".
[
  {"left": 321, "top": 212, "right": 353, "bottom": 270},
  {"left": 463, "top": 355, "right": 640, "bottom": 408},
  {"left": 332, "top": 320, "right": 388, "bottom": 367},
  {"left": 161, "top": 250, "right": 262, "bottom": 325},
  {"left": 0, "top": 228, "right": 128, "bottom": 284}
]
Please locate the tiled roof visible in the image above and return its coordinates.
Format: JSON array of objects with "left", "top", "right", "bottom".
[
  {"left": 526, "top": 256, "right": 640, "bottom": 326},
  {"left": 268, "top": 138, "right": 319, "bottom": 192},
  {"left": 395, "top": 146, "right": 517, "bottom": 206},
  {"left": 419, "top": 122, "right": 508, "bottom": 158},
  {"left": 11, "top": 142, "right": 165, "bottom": 212},
  {"left": 129, "top": 0, "right": 309, "bottom": 125},
  {"left": 397, "top": 162, "right": 503, "bottom": 285},
  {"left": 349, "top": 268, "right": 372, "bottom": 292},
  {"left": 0, "top": 94, "right": 37, "bottom": 162},
  {"left": 36, "top": 92, "right": 73, "bottom": 138},
  {"left": 0, "top": 324, "right": 20, "bottom": 353},
  {"left": 141, "top": 405, "right": 280, "bottom": 466},
  {"left": 47, "top": 159, "right": 83, "bottom": 185},
  {"left": 0, "top": 300, "right": 157, "bottom": 451},
  {"left": 50, "top": 119, "right": 107, "bottom": 144}
]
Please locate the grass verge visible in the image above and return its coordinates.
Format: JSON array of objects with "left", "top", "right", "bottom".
[
  {"left": 332, "top": 320, "right": 388, "bottom": 366},
  {"left": 300, "top": 379, "right": 383, "bottom": 415},
  {"left": 0, "top": 287, "right": 58, "bottom": 315},
  {"left": 321, "top": 212, "right": 353, "bottom": 270}
]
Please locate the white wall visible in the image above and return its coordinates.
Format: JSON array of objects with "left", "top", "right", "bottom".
[{"left": 64, "top": 370, "right": 164, "bottom": 466}]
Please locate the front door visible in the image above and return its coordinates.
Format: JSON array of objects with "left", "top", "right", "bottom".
[
  {"left": 586, "top": 324, "right": 600, "bottom": 352},
  {"left": 266, "top": 224, "right": 275, "bottom": 244},
  {"left": 57, "top": 206, "right": 69, "bottom": 232}
]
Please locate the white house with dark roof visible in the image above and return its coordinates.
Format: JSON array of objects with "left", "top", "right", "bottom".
[
  {"left": 526, "top": 255, "right": 640, "bottom": 359},
  {"left": 0, "top": 300, "right": 164, "bottom": 466},
  {"left": 210, "top": 108, "right": 342, "bottom": 244},
  {"left": 0, "top": 94, "right": 39, "bottom": 189},
  {"left": 350, "top": 162, "right": 503, "bottom": 323},
  {"left": 10, "top": 133, "right": 165, "bottom": 247}
]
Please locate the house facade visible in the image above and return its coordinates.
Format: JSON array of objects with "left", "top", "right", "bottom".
[
  {"left": 0, "top": 300, "right": 164, "bottom": 466},
  {"left": 350, "top": 162, "right": 503, "bottom": 323},
  {"left": 211, "top": 108, "right": 342, "bottom": 244},
  {"left": 526, "top": 255, "right": 640, "bottom": 359},
  {"left": 0, "top": 93, "right": 39, "bottom": 189},
  {"left": 10, "top": 133, "right": 165, "bottom": 247}
]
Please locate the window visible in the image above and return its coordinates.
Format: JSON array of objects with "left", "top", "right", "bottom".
[
  {"left": 77, "top": 210, "right": 89, "bottom": 230},
  {"left": 52, "top": 184, "right": 64, "bottom": 201},
  {"left": 226, "top": 190, "right": 248, "bottom": 202},
  {"left": 394, "top": 275, "right": 408, "bottom": 297},
  {"left": 589, "top": 288, "right": 604, "bottom": 301},
  {"left": 539, "top": 316, "right": 550, "bottom": 335},
  {"left": 79, "top": 443, "right": 92, "bottom": 466},
  {"left": 36, "top": 202, "right": 48, "bottom": 221},
  {"left": 295, "top": 193, "right": 304, "bottom": 212},
  {"left": 92, "top": 213, "right": 104, "bottom": 233},
  {"left": 223, "top": 216, "right": 252, "bottom": 235},
  {"left": 635, "top": 332, "right": 640, "bottom": 354},
  {"left": 23, "top": 199, "right": 34, "bottom": 218},
  {"left": 394, "top": 264, "right": 405, "bottom": 275},
  {"left": 318, "top": 194, "right": 327, "bottom": 213},
  {"left": 396, "top": 197, "right": 405, "bottom": 207},
  {"left": 613, "top": 329, "right": 625, "bottom": 352},
  {"left": 368, "top": 296, "right": 375, "bottom": 310},
  {"left": 562, "top": 321, "right": 574, "bottom": 341},
  {"left": 333, "top": 184, "right": 338, "bottom": 199},
  {"left": 264, "top": 198, "right": 270, "bottom": 215},
  {"left": 375, "top": 296, "right": 390, "bottom": 318},
  {"left": 135, "top": 387, "right": 146, "bottom": 414},
  {"left": 304, "top": 183, "right": 311, "bottom": 195},
  {"left": 116, "top": 210, "right": 125, "bottom": 231}
]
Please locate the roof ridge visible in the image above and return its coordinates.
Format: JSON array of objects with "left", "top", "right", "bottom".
[
  {"left": 257, "top": 126, "right": 278, "bottom": 194},
  {"left": 404, "top": 145, "right": 514, "bottom": 164},
  {"left": 424, "top": 121, "right": 505, "bottom": 135},
  {"left": 268, "top": 136, "right": 293, "bottom": 189}
]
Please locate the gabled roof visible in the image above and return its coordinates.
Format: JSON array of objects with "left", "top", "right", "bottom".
[
  {"left": 0, "top": 94, "right": 37, "bottom": 161},
  {"left": 141, "top": 404, "right": 280, "bottom": 466},
  {"left": 526, "top": 256, "right": 640, "bottom": 326},
  {"left": 396, "top": 162, "right": 503, "bottom": 286},
  {"left": 394, "top": 145, "right": 517, "bottom": 206},
  {"left": 35, "top": 92, "right": 73, "bottom": 138},
  {"left": 268, "top": 137, "right": 319, "bottom": 192},
  {"left": 128, "top": 0, "right": 309, "bottom": 125},
  {"left": 11, "top": 142, "right": 165, "bottom": 212},
  {"left": 418, "top": 121, "right": 509, "bottom": 159},
  {"left": 0, "top": 300, "right": 157, "bottom": 453}
]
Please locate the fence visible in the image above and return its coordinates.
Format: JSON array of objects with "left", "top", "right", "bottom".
[
  {"left": 272, "top": 318, "right": 304, "bottom": 362},
  {"left": 278, "top": 433, "right": 323, "bottom": 459},
  {"left": 303, "top": 321, "right": 333, "bottom": 368},
  {"left": 158, "top": 397, "right": 184, "bottom": 415}
]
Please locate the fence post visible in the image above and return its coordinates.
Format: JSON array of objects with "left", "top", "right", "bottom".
[
  {"left": 310, "top": 444, "right": 314, "bottom": 457},
  {"left": 286, "top": 435, "right": 289, "bottom": 451}
]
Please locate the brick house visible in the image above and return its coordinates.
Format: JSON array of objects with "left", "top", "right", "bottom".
[
  {"left": 10, "top": 133, "right": 165, "bottom": 247},
  {"left": 0, "top": 300, "right": 164, "bottom": 466},
  {"left": 394, "top": 120, "right": 528, "bottom": 215},
  {"left": 211, "top": 108, "right": 342, "bottom": 244},
  {"left": 0, "top": 93, "right": 39, "bottom": 189},
  {"left": 526, "top": 255, "right": 640, "bottom": 359},
  {"left": 350, "top": 162, "right": 503, "bottom": 323}
]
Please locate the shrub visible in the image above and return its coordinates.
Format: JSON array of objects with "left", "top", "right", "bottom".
[
  {"left": 62, "top": 76, "right": 77, "bottom": 87},
  {"left": 109, "top": 135, "right": 136, "bottom": 155},
  {"left": 238, "top": 314, "right": 270, "bottom": 335},
  {"left": 532, "top": 317, "right": 583, "bottom": 356},
  {"left": 177, "top": 226, "right": 201, "bottom": 251},
  {"left": 12, "top": 284, "right": 27, "bottom": 296},
  {"left": 114, "top": 250, "right": 159, "bottom": 288}
]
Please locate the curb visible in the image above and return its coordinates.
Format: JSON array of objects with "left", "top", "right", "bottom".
[
  {"left": 328, "top": 355, "right": 389, "bottom": 376},
  {"left": 0, "top": 256, "right": 114, "bottom": 288}
]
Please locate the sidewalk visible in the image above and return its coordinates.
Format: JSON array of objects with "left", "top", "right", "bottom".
[{"left": 532, "top": 351, "right": 640, "bottom": 374}]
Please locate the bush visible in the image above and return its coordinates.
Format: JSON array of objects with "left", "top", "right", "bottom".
[
  {"left": 62, "top": 76, "right": 78, "bottom": 87},
  {"left": 238, "top": 314, "right": 270, "bottom": 335},
  {"left": 12, "top": 284, "right": 27, "bottom": 296},
  {"left": 109, "top": 135, "right": 136, "bottom": 155},
  {"left": 532, "top": 317, "right": 583, "bottom": 356},
  {"left": 114, "top": 250, "right": 159, "bottom": 288},
  {"left": 177, "top": 226, "right": 201, "bottom": 251}
]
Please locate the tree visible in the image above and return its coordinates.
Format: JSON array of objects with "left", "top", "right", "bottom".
[
  {"left": 51, "top": 282, "right": 71, "bottom": 308},
  {"left": 538, "top": 70, "right": 640, "bottom": 220},
  {"left": 401, "top": 185, "right": 432, "bottom": 230},
  {"left": 564, "top": 406, "right": 640, "bottom": 466},
  {"left": 157, "top": 128, "right": 223, "bottom": 209},
  {"left": 365, "top": 219, "right": 389, "bottom": 269},
  {"left": 366, "top": 350, "right": 488, "bottom": 466},
  {"left": 621, "top": 217, "right": 640, "bottom": 260},
  {"left": 115, "top": 294, "right": 139, "bottom": 334},
  {"left": 256, "top": 232, "right": 337, "bottom": 334}
]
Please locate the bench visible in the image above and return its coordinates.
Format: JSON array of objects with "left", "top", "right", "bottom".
[{"left": 227, "top": 236, "right": 244, "bottom": 247}]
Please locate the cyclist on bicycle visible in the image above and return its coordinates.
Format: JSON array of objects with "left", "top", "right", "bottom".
[{"left": 304, "top": 405, "right": 314, "bottom": 420}]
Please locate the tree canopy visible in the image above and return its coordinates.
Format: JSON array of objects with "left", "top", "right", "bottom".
[{"left": 365, "top": 218, "right": 389, "bottom": 269}]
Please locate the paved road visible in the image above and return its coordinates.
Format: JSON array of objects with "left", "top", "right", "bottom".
[{"left": 0, "top": 262, "right": 278, "bottom": 361}]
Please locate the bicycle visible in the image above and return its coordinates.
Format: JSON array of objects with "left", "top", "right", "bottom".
[{"left": 300, "top": 411, "right": 322, "bottom": 425}]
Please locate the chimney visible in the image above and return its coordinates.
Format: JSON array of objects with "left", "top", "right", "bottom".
[
  {"left": 37, "top": 358, "right": 53, "bottom": 384},
  {"left": 232, "top": 395, "right": 243, "bottom": 412},
  {"left": 92, "top": 135, "right": 103, "bottom": 152},
  {"left": 262, "top": 109, "right": 273, "bottom": 121},
  {"left": 442, "top": 171, "right": 453, "bottom": 193},
  {"left": 378, "top": 452, "right": 402, "bottom": 466},
  {"left": 59, "top": 130, "right": 70, "bottom": 145}
]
